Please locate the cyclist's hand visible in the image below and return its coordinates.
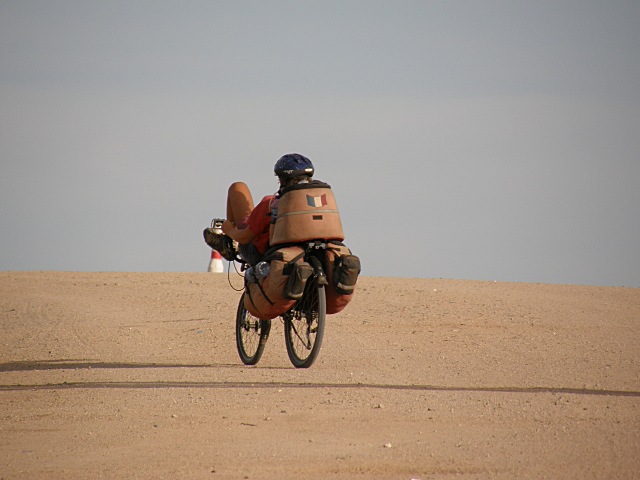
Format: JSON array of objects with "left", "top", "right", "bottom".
[{"left": 221, "top": 220, "right": 234, "bottom": 234}]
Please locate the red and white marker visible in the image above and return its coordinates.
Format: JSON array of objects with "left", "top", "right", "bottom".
[{"left": 207, "top": 249, "right": 224, "bottom": 273}]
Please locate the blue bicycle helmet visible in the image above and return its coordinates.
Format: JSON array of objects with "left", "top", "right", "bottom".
[{"left": 274, "top": 153, "right": 314, "bottom": 178}]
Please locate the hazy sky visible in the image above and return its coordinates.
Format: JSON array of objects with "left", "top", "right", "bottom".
[{"left": 1, "top": 1, "right": 639, "bottom": 287}]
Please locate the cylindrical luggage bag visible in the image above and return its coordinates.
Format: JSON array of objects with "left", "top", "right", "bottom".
[{"left": 244, "top": 246, "right": 307, "bottom": 320}]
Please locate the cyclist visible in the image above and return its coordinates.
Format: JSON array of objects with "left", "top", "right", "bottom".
[{"left": 203, "top": 153, "right": 314, "bottom": 265}]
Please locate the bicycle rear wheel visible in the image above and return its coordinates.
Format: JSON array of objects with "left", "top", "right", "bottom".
[
  {"left": 236, "top": 293, "right": 271, "bottom": 365},
  {"left": 284, "top": 276, "right": 326, "bottom": 368}
]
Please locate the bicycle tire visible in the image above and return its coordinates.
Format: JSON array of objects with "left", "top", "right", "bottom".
[
  {"left": 284, "top": 276, "right": 326, "bottom": 368},
  {"left": 235, "top": 293, "right": 271, "bottom": 365}
]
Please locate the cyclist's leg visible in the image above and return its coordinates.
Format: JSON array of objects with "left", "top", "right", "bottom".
[
  {"left": 204, "top": 182, "right": 254, "bottom": 261},
  {"left": 238, "top": 243, "right": 262, "bottom": 265},
  {"left": 227, "top": 182, "right": 254, "bottom": 225}
]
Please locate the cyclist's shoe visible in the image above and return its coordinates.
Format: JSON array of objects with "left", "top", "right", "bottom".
[{"left": 203, "top": 228, "right": 236, "bottom": 261}]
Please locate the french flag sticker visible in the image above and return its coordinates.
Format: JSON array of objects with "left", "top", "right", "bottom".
[{"left": 306, "top": 194, "right": 327, "bottom": 208}]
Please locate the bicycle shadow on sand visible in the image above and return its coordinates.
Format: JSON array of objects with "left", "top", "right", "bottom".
[
  {"left": 0, "top": 359, "right": 239, "bottom": 372},
  {"left": 1, "top": 360, "right": 638, "bottom": 397}
]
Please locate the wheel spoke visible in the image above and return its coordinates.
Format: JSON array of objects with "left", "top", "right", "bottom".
[
  {"left": 290, "top": 319, "right": 310, "bottom": 349},
  {"left": 235, "top": 293, "right": 270, "bottom": 365},
  {"left": 284, "top": 274, "right": 326, "bottom": 368}
]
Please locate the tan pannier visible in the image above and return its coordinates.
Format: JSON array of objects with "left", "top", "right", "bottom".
[
  {"left": 270, "top": 181, "right": 345, "bottom": 246},
  {"left": 244, "top": 246, "right": 307, "bottom": 320}
]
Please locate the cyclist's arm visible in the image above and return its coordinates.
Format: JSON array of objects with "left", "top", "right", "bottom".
[{"left": 222, "top": 220, "right": 255, "bottom": 244}]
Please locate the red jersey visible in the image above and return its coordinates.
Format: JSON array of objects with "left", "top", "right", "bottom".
[{"left": 243, "top": 195, "right": 274, "bottom": 254}]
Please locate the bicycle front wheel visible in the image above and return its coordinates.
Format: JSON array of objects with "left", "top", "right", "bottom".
[
  {"left": 284, "top": 276, "right": 326, "bottom": 368},
  {"left": 236, "top": 293, "right": 271, "bottom": 365}
]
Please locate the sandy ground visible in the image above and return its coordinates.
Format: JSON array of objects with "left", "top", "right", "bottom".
[{"left": 0, "top": 271, "right": 639, "bottom": 479}]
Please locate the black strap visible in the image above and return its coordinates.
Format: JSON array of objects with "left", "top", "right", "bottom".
[
  {"left": 254, "top": 280, "right": 274, "bottom": 306},
  {"left": 279, "top": 179, "right": 331, "bottom": 195},
  {"left": 244, "top": 289, "right": 266, "bottom": 316},
  {"left": 263, "top": 242, "right": 304, "bottom": 260},
  {"left": 282, "top": 250, "right": 306, "bottom": 275}
]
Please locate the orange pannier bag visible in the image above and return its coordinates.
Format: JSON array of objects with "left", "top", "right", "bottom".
[
  {"left": 323, "top": 242, "right": 361, "bottom": 315},
  {"left": 243, "top": 246, "right": 309, "bottom": 320}
]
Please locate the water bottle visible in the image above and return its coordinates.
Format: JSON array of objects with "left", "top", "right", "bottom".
[
  {"left": 254, "top": 261, "right": 270, "bottom": 280},
  {"left": 244, "top": 267, "right": 256, "bottom": 283}
]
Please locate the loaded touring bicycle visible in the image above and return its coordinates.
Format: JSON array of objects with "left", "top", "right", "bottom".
[{"left": 220, "top": 180, "right": 360, "bottom": 368}]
